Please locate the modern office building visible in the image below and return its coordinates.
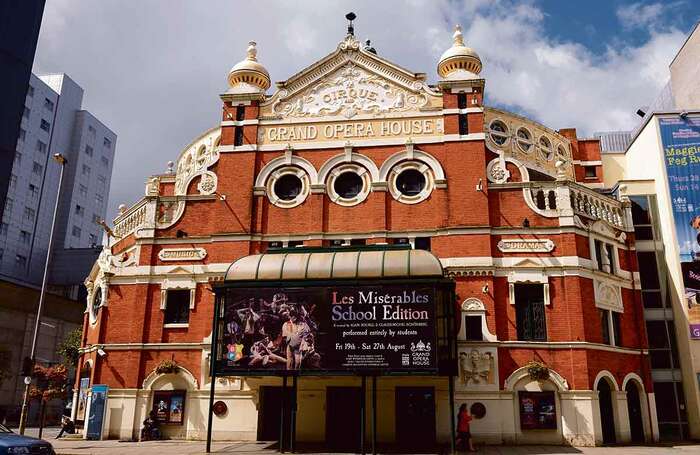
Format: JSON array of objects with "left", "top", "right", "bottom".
[
  {"left": 0, "top": 0, "right": 45, "bottom": 221},
  {"left": 0, "top": 73, "right": 116, "bottom": 423},
  {"left": 77, "top": 23, "right": 654, "bottom": 448},
  {"left": 600, "top": 21, "right": 700, "bottom": 441},
  {"left": 1, "top": 73, "right": 116, "bottom": 286}
]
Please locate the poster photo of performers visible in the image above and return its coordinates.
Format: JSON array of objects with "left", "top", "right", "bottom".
[{"left": 221, "top": 289, "right": 323, "bottom": 371}]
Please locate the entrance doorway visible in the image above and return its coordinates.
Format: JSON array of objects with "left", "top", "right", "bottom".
[
  {"left": 326, "top": 386, "right": 362, "bottom": 452},
  {"left": 395, "top": 387, "right": 436, "bottom": 450},
  {"left": 257, "top": 386, "right": 292, "bottom": 446},
  {"left": 597, "top": 379, "right": 616, "bottom": 444},
  {"left": 626, "top": 381, "right": 645, "bottom": 442}
]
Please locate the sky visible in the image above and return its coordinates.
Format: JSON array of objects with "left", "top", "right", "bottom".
[{"left": 32, "top": 0, "right": 699, "bottom": 222}]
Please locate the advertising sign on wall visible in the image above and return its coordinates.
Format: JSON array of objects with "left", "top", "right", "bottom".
[
  {"left": 85, "top": 385, "right": 108, "bottom": 440},
  {"left": 76, "top": 377, "right": 90, "bottom": 422},
  {"left": 518, "top": 391, "right": 557, "bottom": 430},
  {"left": 152, "top": 390, "right": 186, "bottom": 425},
  {"left": 215, "top": 283, "right": 448, "bottom": 375},
  {"left": 659, "top": 116, "right": 700, "bottom": 338}
]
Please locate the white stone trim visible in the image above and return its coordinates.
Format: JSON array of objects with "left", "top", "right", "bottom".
[
  {"left": 507, "top": 272, "right": 550, "bottom": 305},
  {"left": 158, "top": 247, "right": 207, "bottom": 262},
  {"left": 254, "top": 154, "right": 318, "bottom": 189},
  {"left": 317, "top": 151, "right": 380, "bottom": 184},
  {"left": 264, "top": 165, "right": 311, "bottom": 208},
  {"left": 593, "top": 369, "right": 619, "bottom": 391},
  {"left": 378, "top": 147, "right": 446, "bottom": 183},
  {"left": 387, "top": 160, "right": 436, "bottom": 204},
  {"left": 142, "top": 365, "right": 199, "bottom": 390},
  {"left": 442, "top": 107, "right": 483, "bottom": 115},
  {"left": 160, "top": 278, "right": 197, "bottom": 310},
  {"left": 325, "top": 163, "right": 372, "bottom": 206},
  {"left": 503, "top": 365, "right": 569, "bottom": 391},
  {"left": 220, "top": 119, "right": 259, "bottom": 126},
  {"left": 497, "top": 239, "right": 554, "bottom": 253},
  {"left": 459, "top": 297, "right": 497, "bottom": 342},
  {"left": 594, "top": 280, "right": 623, "bottom": 312},
  {"left": 573, "top": 160, "right": 602, "bottom": 166}
]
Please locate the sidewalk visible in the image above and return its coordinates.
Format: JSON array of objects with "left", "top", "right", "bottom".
[{"left": 44, "top": 436, "right": 700, "bottom": 455}]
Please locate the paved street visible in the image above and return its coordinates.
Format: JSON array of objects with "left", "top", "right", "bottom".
[{"left": 16, "top": 429, "right": 700, "bottom": 455}]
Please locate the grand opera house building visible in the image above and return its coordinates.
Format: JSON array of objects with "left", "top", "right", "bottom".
[{"left": 75, "top": 20, "right": 657, "bottom": 449}]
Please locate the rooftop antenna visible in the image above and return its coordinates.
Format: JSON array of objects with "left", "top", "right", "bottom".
[{"left": 346, "top": 12, "right": 356, "bottom": 36}]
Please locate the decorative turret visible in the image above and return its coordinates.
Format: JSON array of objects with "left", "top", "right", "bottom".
[
  {"left": 437, "top": 25, "right": 482, "bottom": 80},
  {"left": 227, "top": 41, "right": 271, "bottom": 93}
]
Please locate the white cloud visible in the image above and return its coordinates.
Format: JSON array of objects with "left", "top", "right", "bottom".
[
  {"left": 616, "top": 2, "right": 666, "bottom": 29},
  {"left": 32, "top": 0, "right": 686, "bottom": 220}
]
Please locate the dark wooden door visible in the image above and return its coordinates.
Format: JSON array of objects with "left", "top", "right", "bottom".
[
  {"left": 325, "top": 386, "right": 362, "bottom": 452},
  {"left": 626, "top": 382, "right": 645, "bottom": 443},
  {"left": 597, "top": 380, "right": 616, "bottom": 444},
  {"left": 395, "top": 387, "right": 436, "bottom": 450},
  {"left": 257, "top": 386, "right": 292, "bottom": 446}
]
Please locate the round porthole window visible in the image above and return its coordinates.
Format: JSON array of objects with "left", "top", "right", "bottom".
[
  {"left": 538, "top": 136, "right": 553, "bottom": 161},
  {"left": 516, "top": 127, "right": 533, "bottom": 153},
  {"left": 556, "top": 144, "right": 570, "bottom": 161},
  {"left": 334, "top": 172, "right": 363, "bottom": 198},
  {"left": 396, "top": 169, "right": 426, "bottom": 196},
  {"left": 90, "top": 287, "right": 102, "bottom": 323},
  {"left": 489, "top": 120, "right": 509, "bottom": 146},
  {"left": 274, "top": 174, "right": 302, "bottom": 201},
  {"left": 327, "top": 164, "right": 371, "bottom": 206},
  {"left": 388, "top": 162, "right": 434, "bottom": 204},
  {"left": 267, "top": 166, "right": 310, "bottom": 208}
]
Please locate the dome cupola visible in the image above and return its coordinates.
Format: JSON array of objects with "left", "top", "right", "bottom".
[
  {"left": 227, "top": 41, "right": 271, "bottom": 92},
  {"left": 437, "top": 25, "right": 482, "bottom": 80}
]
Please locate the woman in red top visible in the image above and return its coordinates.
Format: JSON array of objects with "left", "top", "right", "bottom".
[{"left": 457, "top": 403, "right": 476, "bottom": 452}]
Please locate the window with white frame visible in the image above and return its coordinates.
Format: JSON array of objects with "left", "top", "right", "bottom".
[
  {"left": 593, "top": 238, "right": 617, "bottom": 274},
  {"left": 163, "top": 290, "right": 190, "bottom": 324},
  {"left": 514, "top": 284, "right": 547, "bottom": 341},
  {"left": 459, "top": 298, "right": 497, "bottom": 342},
  {"left": 600, "top": 308, "right": 622, "bottom": 346},
  {"left": 160, "top": 279, "right": 196, "bottom": 326}
]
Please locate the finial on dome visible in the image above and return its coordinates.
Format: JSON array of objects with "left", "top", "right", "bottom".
[
  {"left": 246, "top": 41, "right": 258, "bottom": 60},
  {"left": 437, "top": 24, "right": 482, "bottom": 80},
  {"left": 227, "top": 40, "right": 271, "bottom": 93},
  {"left": 453, "top": 25, "right": 464, "bottom": 46}
]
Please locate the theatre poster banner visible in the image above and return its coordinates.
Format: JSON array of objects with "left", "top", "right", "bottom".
[
  {"left": 660, "top": 116, "right": 700, "bottom": 338},
  {"left": 215, "top": 284, "right": 439, "bottom": 374}
]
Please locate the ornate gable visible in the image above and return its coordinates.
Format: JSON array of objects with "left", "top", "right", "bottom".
[{"left": 260, "top": 35, "right": 442, "bottom": 120}]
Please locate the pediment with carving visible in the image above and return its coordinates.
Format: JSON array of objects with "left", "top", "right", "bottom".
[{"left": 260, "top": 36, "right": 441, "bottom": 120}]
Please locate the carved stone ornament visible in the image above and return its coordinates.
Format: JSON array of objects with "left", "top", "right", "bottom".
[
  {"left": 594, "top": 280, "right": 623, "bottom": 311},
  {"left": 459, "top": 349, "right": 496, "bottom": 385},
  {"left": 156, "top": 200, "right": 186, "bottom": 229},
  {"left": 145, "top": 176, "right": 160, "bottom": 196},
  {"left": 158, "top": 247, "right": 207, "bottom": 262},
  {"left": 174, "top": 129, "right": 221, "bottom": 196},
  {"left": 497, "top": 239, "right": 555, "bottom": 253},
  {"left": 272, "top": 62, "right": 429, "bottom": 119},
  {"left": 197, "top": 171, "right": 217, "bottom": 195},
  {"left": 462, "top": 297, "right": 486, "bottom": 312},
  {"left": 486, "top": 158, "right": 510, "bottom": 184}
]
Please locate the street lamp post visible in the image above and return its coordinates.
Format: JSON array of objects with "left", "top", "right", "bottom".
[{"left": 18, "top": 153, "right": 67, "bottom": 435}]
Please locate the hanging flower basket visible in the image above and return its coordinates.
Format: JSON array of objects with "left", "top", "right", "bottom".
[
  {"left": 155, "top": 359, "right": 180, "bottom": 375},
  {"left": 526, "top": 361, "right": 550, "bottom": 381}
]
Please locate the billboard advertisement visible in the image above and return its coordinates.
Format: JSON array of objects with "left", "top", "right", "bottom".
[
  {"left": 215, "top": 283, "right": 446, "bottom": 375},
  {"left": 85, "top": 385, "right": 108, "bottom": 440},
  {"left": 660, "top": 116, "right": 700, "bottom": 338}
]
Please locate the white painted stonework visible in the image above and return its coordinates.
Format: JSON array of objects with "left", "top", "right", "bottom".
[
  {"left": 497, "top": 239, "right": 555, "bottom": 253},
  {"left": 158, "top": 247, "right": 208, "bottom": 262}
]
